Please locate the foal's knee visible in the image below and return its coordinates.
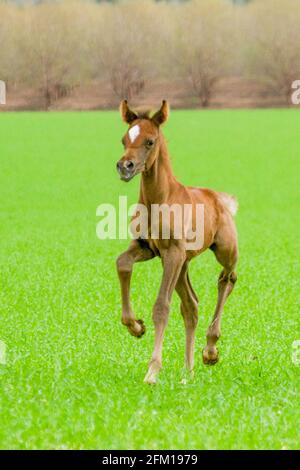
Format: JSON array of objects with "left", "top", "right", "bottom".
[
  {"left": 219, "top": 269, "right": 237, "bottom": 286},
  {"left": 116, "top": 252, "right": 133, "bottom": 275}
]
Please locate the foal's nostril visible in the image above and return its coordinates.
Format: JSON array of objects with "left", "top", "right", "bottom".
[
  {"left": 125, "top": 160, "right": 134, "bottom": 170},
  {"left": 117, "top": 160, "right": 135, "bottom": 177}
]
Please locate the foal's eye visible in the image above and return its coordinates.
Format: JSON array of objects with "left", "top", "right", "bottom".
[{"left": 145, "top": 139, "right": 154, "bottom": 148}]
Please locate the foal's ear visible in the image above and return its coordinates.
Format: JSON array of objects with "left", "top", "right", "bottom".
[
  {"left": 119, "top": 100, "right": 138, "bottom": 124},
  {"left": 151, "top": 100, "right": 169, "bottom": 126}
]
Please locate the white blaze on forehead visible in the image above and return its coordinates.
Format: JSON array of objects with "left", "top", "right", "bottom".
[{"left": 128, "top": 125, "right": 140, "bottom": 143}]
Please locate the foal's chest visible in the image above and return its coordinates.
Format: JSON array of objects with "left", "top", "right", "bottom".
[{"left": 147, "top": 237, "right": 172, "bottom": 255}]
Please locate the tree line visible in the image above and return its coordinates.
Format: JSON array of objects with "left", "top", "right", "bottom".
[{"left": 0, "top": 0, "right": 299, "bottom": 109}]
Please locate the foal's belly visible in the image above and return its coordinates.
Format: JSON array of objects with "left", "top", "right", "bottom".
[{"left": 145, "top": 217, "right": 216, "bottom": 258}]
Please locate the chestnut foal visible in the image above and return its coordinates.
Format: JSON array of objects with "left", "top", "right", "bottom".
[{"left": 116, "top": 100, "right": 238, "bottom": 384}]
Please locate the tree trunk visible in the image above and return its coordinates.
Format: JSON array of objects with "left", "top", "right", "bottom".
[{"left": 44, "top": 87, "right": 52, "bottom": 111}]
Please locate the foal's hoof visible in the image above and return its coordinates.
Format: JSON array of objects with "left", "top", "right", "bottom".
[
  {"left": 180, "top": 369, "right": 194, "bottom": 385},
  {"left": 144, "top": 374, "right": 157, "bottom": 385},
  {"left": 127, "top": 319, "right": 146, "bottom": 338},
  {"left": 202, "top": 346, "right": 219, "bottom": 365},
  {"left": 144, "top": 360, "right": 161, "bottom": 385}
]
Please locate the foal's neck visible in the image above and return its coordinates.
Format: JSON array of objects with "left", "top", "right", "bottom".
[{"left": 141, "top": 133, "right": 177, "bottom": 205}]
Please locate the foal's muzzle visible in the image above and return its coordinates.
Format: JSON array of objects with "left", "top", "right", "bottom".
[{"left": 117, "top": 159, "right": 136, "bottom": 182}]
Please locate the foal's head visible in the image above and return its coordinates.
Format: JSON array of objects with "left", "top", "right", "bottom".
[{"left": 117, "top": 100, "right": 169, "bottom": 182}]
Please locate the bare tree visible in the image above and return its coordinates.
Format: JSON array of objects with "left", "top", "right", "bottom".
[
  {"left": 88, "top": 1, "right": 156, "bottom": 103},
  {"left": 17, "top": 3, "right": 82, "bottom": 109},
  {"left": 175, "top": 0, "right": 235, "bottom": 107},
  {"left": 247, "top": 0, "right": 300, "bottom": 105},
  {"left": 0, "top": 4, "right": 21, "bottom": 91},
  {"left": 110, "top": 62, "right": 145, "bottom": 101}
]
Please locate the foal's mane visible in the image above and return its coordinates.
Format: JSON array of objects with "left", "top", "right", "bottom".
[{"left": 135, "top": 109, "right": 152, "bottom": 120}]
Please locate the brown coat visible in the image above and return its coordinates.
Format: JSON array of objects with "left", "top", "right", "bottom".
[{"left": 116, "top": 100, "right": 238, "bottom": 384}]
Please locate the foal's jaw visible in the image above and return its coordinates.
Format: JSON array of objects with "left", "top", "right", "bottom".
[{"left": 118, "top": 171, "right": 135, "bottom": 183}]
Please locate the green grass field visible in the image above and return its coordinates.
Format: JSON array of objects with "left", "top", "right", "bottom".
[{"left": 0, "top": 110, "right": 299, "bottom": 450}]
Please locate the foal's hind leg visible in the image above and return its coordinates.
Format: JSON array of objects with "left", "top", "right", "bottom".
[
  {"left": 176, "top": 261, "right": 199, "bottom": 374},
  {"left": 117, "top": 240, "right": 155, "bottom": 337},
  {"left": 203, "top": 223, "right": 238, "bottom": 365}
]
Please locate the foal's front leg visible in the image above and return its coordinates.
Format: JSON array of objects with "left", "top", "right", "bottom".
[
  {"left": 117, "top": 240, "right": 155, "bottom": 337},
  {"left": 144, "top": 244, "right": 185, "bottom": 384}
]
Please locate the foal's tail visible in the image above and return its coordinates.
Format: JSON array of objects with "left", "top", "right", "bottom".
[{"left": 218, "top": 192, "right": 238, "bottom": 217}]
